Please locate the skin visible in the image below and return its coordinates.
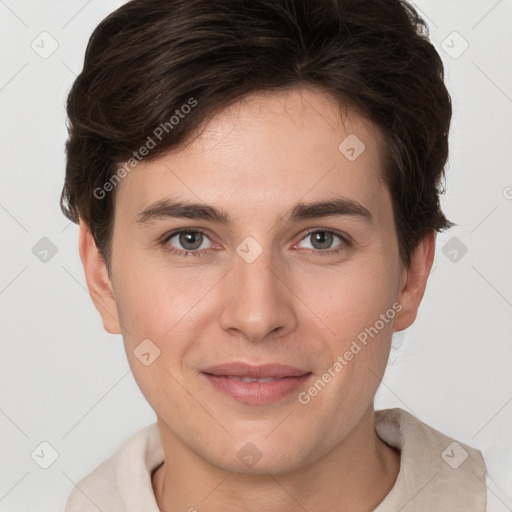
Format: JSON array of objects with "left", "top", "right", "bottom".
[{"left": 79, "top": 86, "right": 435, "bottom": 512}]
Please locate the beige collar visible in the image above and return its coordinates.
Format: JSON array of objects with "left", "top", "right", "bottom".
[{"left": 373, "top": 408, "right": 487, "bottom": 511}]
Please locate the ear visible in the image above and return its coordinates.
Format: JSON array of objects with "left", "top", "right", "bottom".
[
  {"left": 78, "top": 220, "right": 121, "bottom": 334},
  {"left": 393, "top": 231, "right": 436, "bottom": 332}
]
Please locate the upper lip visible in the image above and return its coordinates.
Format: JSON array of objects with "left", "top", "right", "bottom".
[{"left": 202, "top": 363, "right": 311, "bottom": 378}]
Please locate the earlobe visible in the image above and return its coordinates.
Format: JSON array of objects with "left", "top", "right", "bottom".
[
  {"left": 78, "top": 220, "right": 122, "bottom": 334},
  {"left": 393, "top": 231, "right": 436, "bottom": 333}
]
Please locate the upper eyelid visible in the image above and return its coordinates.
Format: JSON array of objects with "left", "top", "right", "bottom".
[
  {"left": 301, "top": 228, "right": 348, "bottom": 240},
  {"left": 163, "top": 227, "right": 211, "bottom": 241}
]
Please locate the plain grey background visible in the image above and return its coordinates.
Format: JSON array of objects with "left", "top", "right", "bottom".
[{"left": 1, "top": 0, "right": 511, "bottom": 510}]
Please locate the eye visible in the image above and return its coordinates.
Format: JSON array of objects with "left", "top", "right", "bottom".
[
  {"left": 166, "top": 230, "right": 213, "bottom": 252},
  {"left": 295, "top": 230, "right": 349, "bottom": 253}
]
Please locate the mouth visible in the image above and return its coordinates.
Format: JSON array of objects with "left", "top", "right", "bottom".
[
  {"left": 202, "top": 362, "right": 311, "bottom": 378},
  {"left": 200, "top": 363, "right": 313, "bottom": 404},
  {"left": 221, "top": 376, "right": 286, "bottom": 383}
]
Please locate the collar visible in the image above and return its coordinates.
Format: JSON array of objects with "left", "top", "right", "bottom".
[{"left": 374, "top": 408, "right": 487, "bottom": 511}]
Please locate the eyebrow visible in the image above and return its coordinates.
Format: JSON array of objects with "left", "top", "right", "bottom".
[{"left": 137, "top": 196, "right": 373, "bottom": 225}]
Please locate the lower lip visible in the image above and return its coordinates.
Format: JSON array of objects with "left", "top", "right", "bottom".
[{"left": 201, "top": 373, "right": 313, "bottom": 404}]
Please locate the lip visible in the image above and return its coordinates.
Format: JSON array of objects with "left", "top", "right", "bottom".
[{"left": 200, "top": 363, "right": 313, "bottom": 404}]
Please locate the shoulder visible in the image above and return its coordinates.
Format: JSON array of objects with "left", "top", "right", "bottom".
[
  {"left": 374, "top": 408, "right": 511, "bottom": 512},
  {"left": 483, "top": 446, "right": 512, "bottom": 512},
  {"left": 65, "top": 450, "right": 124, "bottom": 511},
  {"left": 65, "top": 423, "right": 163, "bottom": 512}
]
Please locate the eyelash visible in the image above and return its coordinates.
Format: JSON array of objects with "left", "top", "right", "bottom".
[{"left": 162, "top": 228, "right": 352, "bottom": 258}]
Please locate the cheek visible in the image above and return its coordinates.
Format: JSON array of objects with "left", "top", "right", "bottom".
[
  {"left": 111, "top": 257, "right": 226, "bottom": 405},
  {"left": 299, "top": 259, "right": 400, "bottom": 342},
  {"left": 112, "top": 254, "right": 218, "bottom": 341},
  {"left": 110, "top": 264, "right": 204, "bottom": 410}
]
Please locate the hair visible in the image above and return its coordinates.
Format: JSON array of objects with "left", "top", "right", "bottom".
[{"left": 61, "top": 0, "right": 454, "bottom": 269}]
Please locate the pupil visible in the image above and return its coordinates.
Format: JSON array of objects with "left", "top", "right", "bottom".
[
  {"left": 312, "top": 231, "right": 332, "bottom": 249},
  {"left": 180, "top": 232, "right": 202, "bottom": 250}
]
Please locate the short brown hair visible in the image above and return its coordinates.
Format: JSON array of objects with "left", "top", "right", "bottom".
[{"left": 61, "top": 0, "right": 454, "bottom": 268}]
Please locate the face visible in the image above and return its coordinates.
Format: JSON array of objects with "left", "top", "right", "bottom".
[{"left": 84, "top": 87, "right": 424, "bottom": 474}]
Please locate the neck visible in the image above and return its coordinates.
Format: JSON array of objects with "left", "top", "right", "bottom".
[{"left": 152, "top": 406, "right": 400, "bottom": 512}]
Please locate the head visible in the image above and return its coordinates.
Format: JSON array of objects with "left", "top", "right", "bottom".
[{"left": 62, "top": 0, "right": 453, "bottom": 473}]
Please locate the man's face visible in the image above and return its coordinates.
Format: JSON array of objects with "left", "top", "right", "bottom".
[{"left": 104, "top": 87, "right": 408, "bottom": 472}]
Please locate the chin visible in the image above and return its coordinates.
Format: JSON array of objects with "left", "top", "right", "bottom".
[{"left": 203, "top": 438, "right": 314, "bottom": 476}]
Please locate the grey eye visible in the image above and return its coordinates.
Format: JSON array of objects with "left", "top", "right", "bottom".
[
  {"left": 168, "top": 231, "right": 211, "bottom": 251},
  {"left": 295, "top": 230, "right": 348, "bottom": 253},
  {"left": 309, "top": 231, "right": 334, "bottom": 250}
]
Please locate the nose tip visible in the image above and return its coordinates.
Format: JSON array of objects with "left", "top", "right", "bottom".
[{"left": 218, "top": 250, "right": 297, "bottom": 342}]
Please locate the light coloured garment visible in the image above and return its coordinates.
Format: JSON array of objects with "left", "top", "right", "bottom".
[{"left": 65, "top": 408, "right": 512, "bottom": 511}]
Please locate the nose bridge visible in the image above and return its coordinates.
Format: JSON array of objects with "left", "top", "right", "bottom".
[
  {"left": 219, "top": 239, "right": 296, "bottom": 341},
  {"left": 236, "top": 246, "right": 279, "bottom": 299}
]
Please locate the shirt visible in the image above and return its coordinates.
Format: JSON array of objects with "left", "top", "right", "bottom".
[{"left": 65, "top": 408, "right": 512, "bottom": 511}]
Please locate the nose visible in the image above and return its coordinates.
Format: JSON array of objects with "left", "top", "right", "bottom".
[{"left": 218, "top": 245, "right": 298, "bottom": 343}]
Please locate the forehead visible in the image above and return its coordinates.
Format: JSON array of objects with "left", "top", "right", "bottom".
[{"left": 114, "top": 87, "right": 389, "bottom": 224}]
